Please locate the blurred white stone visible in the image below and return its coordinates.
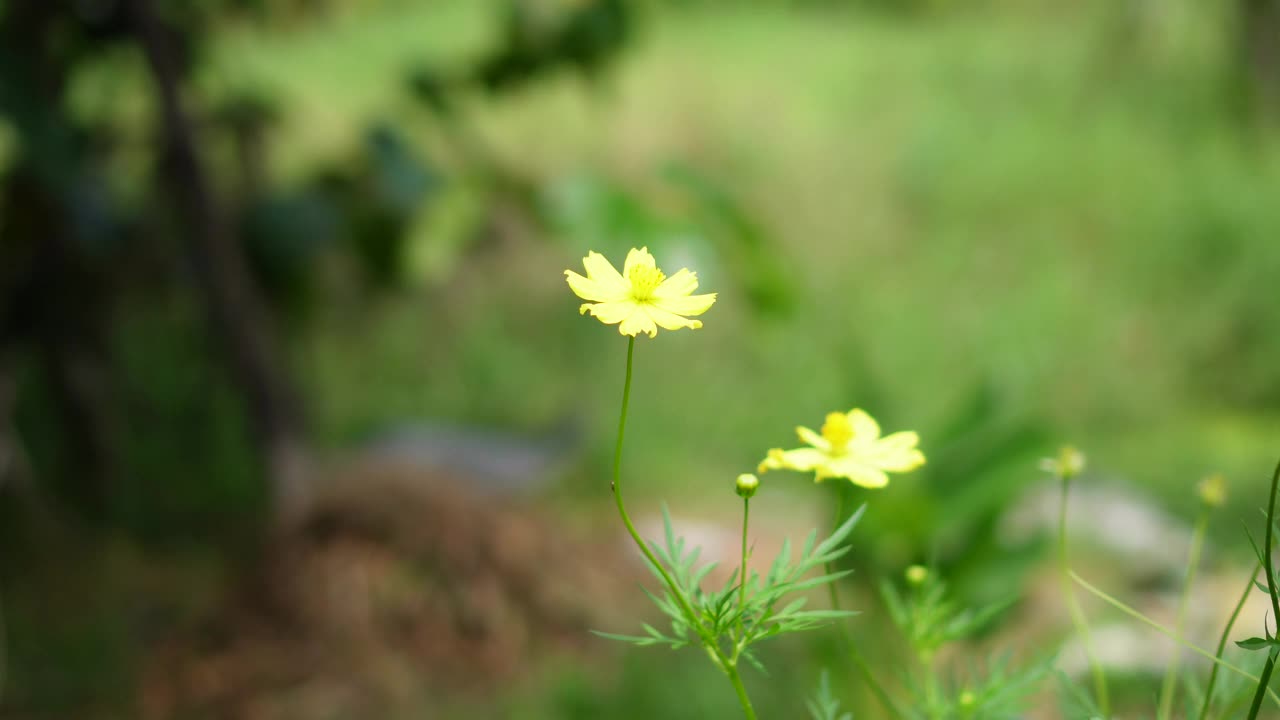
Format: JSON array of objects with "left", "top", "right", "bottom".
[{"left": 1000, "top": 479, "right": 1193, "bottom": 571}]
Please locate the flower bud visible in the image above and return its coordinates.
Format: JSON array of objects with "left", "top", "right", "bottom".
[
  {"left": 905, "top": 564, "right": 929, "bottom": 586},
  {"left": 1040, "top": 445, "right": 1085, "bottom": 480},
  {"left": 1198, "top": 473, "right": 1226, "bottom": 508},
  {"left": 735, "top": 473, "right": 759, "bottom": 499},
  {"left": 958, "top": 690, "right": 977, "bottom": 709}
]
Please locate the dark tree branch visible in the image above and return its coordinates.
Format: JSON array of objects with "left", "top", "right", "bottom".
[{"left": 125, "top": 0, "right": 312, "bottom": 517}]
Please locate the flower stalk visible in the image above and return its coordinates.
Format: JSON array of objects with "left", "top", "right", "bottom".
[
  {"left": 610, "top": 338, "right": 701, "bottom": 630},
  {"left": 608, "top": 336, "right": 757, "bottom": 719},
  {"left": 1052, "top": 450, "right": 1110, "bottom": 717},
  {"left": 825, "top": 488, "right": 907, "bottom": 720},
  {"left": 1157, "top": 499, "right": 1211, "bottom": 720},
  {"left": 1199, "top": 563, "right": 1263, "bottom": 720},
  {"left": 1245, "top": 458, "right": 1280, "bottom": 720}
]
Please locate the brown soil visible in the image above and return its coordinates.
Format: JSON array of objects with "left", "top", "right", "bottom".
[{"left": 139, "top": 462, "right": 635, "bottom": 720}]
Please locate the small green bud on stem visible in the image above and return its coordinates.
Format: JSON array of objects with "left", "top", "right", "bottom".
[
  {"left": 1198, "top": 473, "right": 1226, "bottom": 508},
  {"left": 905, "top": 564, "right": 929, "bottom": 586},
  {"left": 1040, "top": 445, "right": 1085, "bottom": 480}
]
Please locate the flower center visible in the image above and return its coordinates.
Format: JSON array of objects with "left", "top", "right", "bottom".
[
  {"left": 627, "top": 264, "right": 666, "bottom": 301},
  {"left": 820, "top": 412, "right": 854, "bottom": 452}
]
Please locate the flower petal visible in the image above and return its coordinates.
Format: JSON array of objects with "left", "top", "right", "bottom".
[
  {"left": 869, "top": 432, "right": 926, "bottom": 472},
  {"left": 566, "top": 269, "right": 627, "bottom": 302},
  {"left": 824, "top": 456, "right": 890, "bottom": 489},
  {"left": 582, "top": 300, "right": 640, "bottom": 326},
  {"left": 644, "top": 305, "right": 703, "bottom": 331},
  {"left": 759, "top": 447, "right": 828, "bottom": 473},
  {"left": 651, "top": 292, "right": 717, "bottom": 318},
  {"left": 653, "top": 268, "right": 698, "bottom": 297},
  {"left": 582, "top": 252, "right": 629, "bottom": 290},
  {"left": 795, "top": 426, "right": 831, "bottom": 452},
  {"left": 848, "top": 409, "right": 882, "bottom": 444},
  {"left": 623, "top": 247, "right": 656, "bottom": 278},
  {"left": 618, "top": 306, "right": 658, "bottom": 337}
]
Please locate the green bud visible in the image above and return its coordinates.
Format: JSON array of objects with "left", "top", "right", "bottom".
[
  {"left": 1198, "top": 473, "right": 1226, "bottom": 508},
  {"left": 959, "top": 690, "right": 977, "bottom": 708},
  {"left": 905, "top": 564, "right": 929, "bottom": 586},
  {"left": 735, "top": 473, "right": 759, "bottom": 499}
]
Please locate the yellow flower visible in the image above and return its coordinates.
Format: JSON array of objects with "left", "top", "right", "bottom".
[
  {"left": 565, "top": 247, "right": 717, "bottom": 338},
  {"left": 1039, "top": 445, "right": 1085, "bottom": 480},
  {"left": 757, "top": 409, "right": 925, "bottom": 488}
]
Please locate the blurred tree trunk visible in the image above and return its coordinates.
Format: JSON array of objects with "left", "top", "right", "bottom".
[
  {"left": 0, "top": 3, "right": 123, "bottom": 522},
  {"left": 126, "top": 0, "right": 312, "bottom": 519},
  {"left": 1242, "top": 0, "right": 1280, "bottom": 117}
]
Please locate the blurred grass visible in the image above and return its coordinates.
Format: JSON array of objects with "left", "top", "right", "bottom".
[
  {"left": 212, "top": 0, "right": 1280, "bottom": 520},
  {"left": 11, "top": 2, "right": 1278, "bottom": 717}
]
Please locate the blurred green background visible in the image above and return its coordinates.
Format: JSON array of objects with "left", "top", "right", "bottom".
[{"left": 2, "top": 0, "right": 1279, "bottom": 717}]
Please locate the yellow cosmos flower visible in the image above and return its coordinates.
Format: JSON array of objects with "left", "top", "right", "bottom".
[
  {"left": 1039, "top": 445, "right": 1085, "bottom": 480},
  {"left": 757, "top": 408, "right": 925, "bottom": 489},
  {"left": 565, "top": 247, "right": 717, "bottom": 338}
]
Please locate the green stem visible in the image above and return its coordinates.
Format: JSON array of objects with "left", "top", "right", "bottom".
[
  {"left": 1198, "top": 563, "right": 1264, "bottom": 720},
  {"left": 1246, "top": 654, "right": 1277, "bottom": 720},
  {"left": 848, "top": 642, "right": 905, "bottom": 720},
  {"left": 725, "top": 661, "right": 759, "bottom": 720},
  {"left": 609, "top": 337, "right": 703, "bottom": 633},
  {"left": 1158, "top": 510, "right": 1209, "bottom": 720},
  {"left": 921, "top": 652, "right": 942, "bottom": 720},
  {"left": 609, "top": 338, "right": 755, "bottom": 717},
  {"left": 738, "top": 496, "right": 750, "bottom": 636},
  {"left": 1071, "top": 570, "right": 1280, "bottom": 707},
  {"left": 824, "top": 489, "right": 907, "bottom": 720},
  {"left": 1246, "top": 457, "right": 1280, "bottom": 720},
  {"left": 1058, "top": 477, "right": 1111, "bottom": 716},
  {"left": 824, "top": 487, "right": 846, "bottom": 615}
]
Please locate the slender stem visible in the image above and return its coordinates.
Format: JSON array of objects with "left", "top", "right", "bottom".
[
  {"left": 849, "top": 643, "right": 905, "bottom": 720},
  {"left": 1158, "top": 510, "right": 1209, "bottom": 720},
  {"left": 725, "top": 661, "right": 759, "bottom": 720},
  {"left": 1071, "top": 570, "right": 1280, "bottom": 707},
  {"left": 609, "top": 338, "right": 755, "bottom": 716},
  {"left": 609, "top": 337, "right": 702, "bottom": 631},
  {"left": 1058, "top": 477, "right": 1110, "bottom": 716},
  {"left": 1264, "top": 458, "right": 1280, "bottom": 637},
  {"left": 824, "top": 488, "right": 907, "bottom": 720},
  {"left": 824, "top": 487, "right": 847, "bottom": 615},
  {"left": 1246, "top": 457, "right": 1280, "bottom": 720},
  {"left": 921, "top": 652, "right": 942, "bottom": 720},
  {"left": 738, "top": 497, "right": 750, "bottom": 634},
  {"left": 1247, "top": 654, "right": 1277, "bottom": 720},
  {"left": 1199, "top": 563, "right": 1264, "bottom": 720}
]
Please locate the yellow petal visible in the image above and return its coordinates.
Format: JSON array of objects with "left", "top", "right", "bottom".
[
  {"left": 758, "top": 448, "right": 786, "bottom": 473},
  {"left": 582, "top": 300, "right": 640, "bottom": 326},
  {"left": 848, "top": 409, "right": 882, "bottom": 444},
  {"left": 623, "top": 247, "right": 656, "bottom": 278},
  {"left": 870, "top": 432, "right": 926, "bottom": 472},
  {"left": 582, "top": 252, "right": 629, "bottom": 291},
  {"left": 618, "top": 307, "right": 658, "bottom": 337},
  {"left": 651, "top": 292, "right": 717, "bottom": 317},
  {"left": 795, "top": 426, "right": 831, "bottom": 452},
  {"left": 825, "top": 456, "right": 890, "bottom": 489},
  {"left": 653, "top": 268, "right": 698, "bottom": 297},
  {"left": 644, "top": 305, "right": 703, "bottom": 331},
  {"left": 765, "top": 447, "right": 829, "bottom": 473},
  {"left": 566, "top": 269, "right": 627, "bottom": 302}
]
